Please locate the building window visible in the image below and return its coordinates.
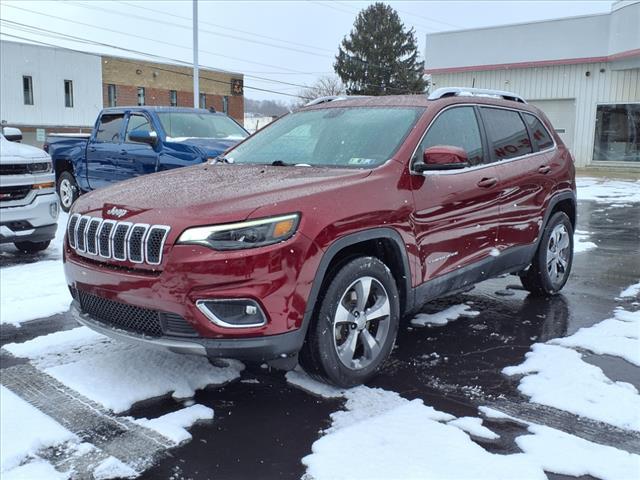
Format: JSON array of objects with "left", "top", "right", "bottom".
[
  {"left": 593, "top": 104, "right": 640, "bottom": 163},
  {"left": 64, "top": 80, "right": 74, "bottom": 108},
  {"left": 222, "top": 96, "right": 229, "bottom": 114},
  {"left": 23, "top": 75, "right": 33, "bottom": 105},
  {"left": 199, "top": 93, "right": 206, "bottom": 109},
  {"left": 137, "top": 87, "right": 145, "bottom": 106},
  {"left": 107, "top": 84, "right": 117, "bottom": 107},
  {"left": 169, "top": 90, "right": 177, "bottom": 107}
]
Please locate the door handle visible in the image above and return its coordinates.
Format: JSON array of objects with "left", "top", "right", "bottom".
[
  {"left": 538, "top": 165, "right": 551, "bottom": 174},
  {"left": 477, "top": 177, "right": 498, "bottom": 188}
]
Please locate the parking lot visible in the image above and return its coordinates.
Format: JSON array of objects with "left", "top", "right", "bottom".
[{"left": 1, "top": 177, "right": 639, "bottom": 480}]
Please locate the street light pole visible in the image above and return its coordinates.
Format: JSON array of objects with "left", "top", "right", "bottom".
[{"left": 193, "top": 0, "right": 199, "bottom": 108}]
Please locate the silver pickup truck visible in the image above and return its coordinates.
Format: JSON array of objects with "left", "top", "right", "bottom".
[{"left": 0, "top": 127, "right": 59, "bottom": 252}]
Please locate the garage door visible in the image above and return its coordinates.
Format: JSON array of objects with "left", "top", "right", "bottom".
[{"left": 528, "top": 99, "right": 576, "bottom": 152}]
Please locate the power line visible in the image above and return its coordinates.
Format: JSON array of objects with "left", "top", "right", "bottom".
[{"left": 0, "top": 30, "right": 313, "bottom": 100}]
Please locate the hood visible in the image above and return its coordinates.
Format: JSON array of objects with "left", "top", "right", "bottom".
[
  {"left": 163, "top": 137, "right": 244, "bottom": 158},
  {"left": 0, "top": 136, "right": 50, "bottom": 163},
  {"left": 73, "top": 163, "right": 371, "bottom": 225}
]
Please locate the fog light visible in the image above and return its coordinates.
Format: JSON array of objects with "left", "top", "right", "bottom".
[
  {"left": 196, "top": 299, "right": 267, "bottom": 328},
  {"left": 50, "top": 201, "right": 59, "bottom": 219}
]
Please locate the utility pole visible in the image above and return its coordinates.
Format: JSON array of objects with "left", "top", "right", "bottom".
[{"left": 192, "top": 0, "right": 199, "bottom": 108}]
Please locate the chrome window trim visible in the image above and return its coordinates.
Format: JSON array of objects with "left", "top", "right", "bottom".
[
  {"left": 111, "top": 222, "right": 132, "bottom": 261},
  {"left": 86, "top": 217, "right": 103, "bottom": 255},
  {"left": 67, "top": 213, "right": 81, "bottom": 249},
  {"left": 75, "top": 215, "right": 91, "bottom": 253},
  {"left": 409, "top": 103, "right": 557, "bottom": 176},
  {"left": 98, "top": 219, "right": 117, "bottom": 259},
  {"left": 145, "top": 225, "right": 171, "bottom": 266},
  {"left": 127, "top": 223, "right": 150, "bottom": 264}
]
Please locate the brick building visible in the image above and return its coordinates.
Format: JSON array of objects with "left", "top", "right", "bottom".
[
  {"left": 0, "top": 40, "right": 245, "bottom": 148},
  {"left": 101, "top": 56, "right": 244, "bottom": 123}
]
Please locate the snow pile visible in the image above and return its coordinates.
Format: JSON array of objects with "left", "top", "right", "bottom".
[
  {"left": 411, "top": 303, "right": 480, "bottom": 327},
  {"left": 3, "top": 327, "right": 243, "bottom": 413},
  {"left": 289, "top": 369, "right": 640, "bottom": 480},
  {"left": 503, "top": 342, "right": 640, "bottom": 431},
  {"left": 552, "top": 308, "right": 640, "bottom": 366},
  {"left": 92, "top": 456, "right": 137, "bottom": 480},
  {"left": 620, "top": 281, "right": 640, "bottom": 299},
  {"left": 0, "top": 260, "right": 71, "bottom": 326},
  {"left": 2, "top": 458, "right": 68, "bottom": 480},
  {"left": 573, "top": 230, "right": 597, "bottom": 253},
  {"left": 577, "top": 178, "right": 640, "bottom": 203},
  {"left": 0, "top": 386, "right": 76, "bottom": 475},
  {"left": 133, "top": 404, "right": 213, "bottom": 443}
]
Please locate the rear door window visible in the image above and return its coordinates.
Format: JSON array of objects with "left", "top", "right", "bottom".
[
  {"left": 523, "top": 113, "right": 554, "bottom": 151},
  {"left": 95, "top": 114, "right": 125, "bottom": 143},
  {"left": 417, "top": 106, "right": 484, "bottom": 166},
  {"left": 481, "top": 107, "right": 533, "bottom": 161}
]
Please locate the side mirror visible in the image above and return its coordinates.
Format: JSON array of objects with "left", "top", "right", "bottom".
[
  {"left": 415, "top": 145, "right": 469, "bottom": 172},
  {"left": 3, "top": 127, "right": 23, "bottom": 142},
  {"left": 129, "top": 130, "right": 157, "bottom": 146}
]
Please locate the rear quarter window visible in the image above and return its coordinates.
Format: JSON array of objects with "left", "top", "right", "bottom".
[
  {"left": 481, "top": 107, "right": 533, "bottom": 161},
  {"left": 523, "top": 113, "right": 554, "bottom": 151}
]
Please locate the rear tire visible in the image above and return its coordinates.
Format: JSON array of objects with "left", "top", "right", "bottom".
[
  {"left": 299, "top": 256, "right": 400, "bottom": 387},
  {"left": 57, "top": 171, "right": 79, "bottom": 213},
  {"left": 520, "top": 212, "right": 573, "bottom": 295},
  {"left": 14, "top": 240, "right": 51, "bottom": 253}
]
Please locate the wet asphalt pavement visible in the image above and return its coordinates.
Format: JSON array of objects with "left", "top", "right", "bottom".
[{"left": 1, "top": 199, "right": 639, "bottom": 480}]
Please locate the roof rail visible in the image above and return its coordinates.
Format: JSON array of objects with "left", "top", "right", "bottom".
[
  {"left": 304, "top": 95, "right": 349, "bottom": 107},
  {"left": 427, "top": 87, "right": 527, "bottom": 104}
]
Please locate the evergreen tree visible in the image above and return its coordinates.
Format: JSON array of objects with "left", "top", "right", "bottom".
[{"left": 334, "top": 3, "right": 426, "bottom": 96}]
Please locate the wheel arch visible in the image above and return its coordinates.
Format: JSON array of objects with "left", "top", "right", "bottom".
[
  {"left": 54, "top": 157, "right": 75, "bottom": 181},
  {"left": 301, "top": 228, "right": 414, "bottom": 340}
]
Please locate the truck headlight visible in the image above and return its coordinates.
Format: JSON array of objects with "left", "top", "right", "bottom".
[{"left": 177, "top": 213, "right": 299, "bottom": 250}]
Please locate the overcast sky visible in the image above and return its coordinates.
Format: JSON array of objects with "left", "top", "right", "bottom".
[{"left": 0, "top": 0, "right": 615, "bottom": 102}]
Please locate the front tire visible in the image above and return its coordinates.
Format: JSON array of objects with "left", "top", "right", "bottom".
[
  {"left": 14, "top": 240, "right": 51, "bottom": 253},
  {"left": 57, "top": 171, "right": 79, "bottom": 213},
  {"left": 520, "top": 212, "right": 574, "bottom": 295},
  {"left": 299, "top": 256, "right": 400, "bottom": 387}
]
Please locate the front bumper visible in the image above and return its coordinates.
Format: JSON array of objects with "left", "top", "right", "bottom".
[
  {"left": 0, "top": 192, "right": 59, "bottom": 243},
  {"left": 71, "top": 302, "right": 305, "bottom": 361}
]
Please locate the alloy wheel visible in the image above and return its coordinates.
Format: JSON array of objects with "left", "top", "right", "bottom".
[{"left": 546, "top": 224, "right": 570, "bottom": 286}]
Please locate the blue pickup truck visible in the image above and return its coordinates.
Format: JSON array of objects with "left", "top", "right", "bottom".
[{"left": 45, "top": 107, "right": 249, "bottom": 211}]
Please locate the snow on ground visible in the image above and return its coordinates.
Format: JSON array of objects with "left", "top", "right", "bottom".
[
  {"left": 410, "top": 303, "right": 480, "bottom": 327},
  {"left": 577, "top": 177, "right": 640, "bottom": 203},
  {"left": 3, "top": 458, "right": 69, "bottom": 480},
  {"left": 620, "top": 281, "right": 640, "bottom": 299},
  {"left": 0, "top": 212, "right": 70, "bottom": 326},
  {"left": 552, "top": 308, "right": 640, "bottom": 366},
  {"left": 574, "top": 230, "right": 597, "bottom": 253},
  {"left": 288, "top": 369, "right": 639, "bottom": 480},
  {"left": 3, "top": 327, "right": 243, "bottom": 413},
  {"left": 92, "top": 456, "right": 138, "bottom": 480},
  {"left": 504, "top": 343, "right": 640, "bottom": 431},
  {"left": 132, "top": 404, "right": 214, "bottom": 444},
  {"left": 0, "top": 385, "right": 75, "bottom": 476}
]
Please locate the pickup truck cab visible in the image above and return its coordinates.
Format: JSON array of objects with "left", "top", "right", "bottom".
[
  {"left": 1, "top": 127, "right": 59, "bottom": 253},
  {"left": 46, "top": 107, "right": 249, "bottom": 212}
]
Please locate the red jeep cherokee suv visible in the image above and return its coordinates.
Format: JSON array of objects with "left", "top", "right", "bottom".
[{"left": 64, "top": 88, "right": 576, "bottom": 387}]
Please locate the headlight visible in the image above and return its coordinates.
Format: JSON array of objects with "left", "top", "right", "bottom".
[
  {"left": 29, "top": 161, "right": 52, "bottom": 173},
  {"left": 177, "top": 213, "right": 299, "bottom": 250}
]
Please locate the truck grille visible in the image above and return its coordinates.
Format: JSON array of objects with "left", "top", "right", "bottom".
[
  {"left": 0, "top": 185, "right": 31, "bottom": 202},
  {"left": 75, "top": 289, "right": 198, "bottom": 338},
  {"left": 67, "top": 214, "right": 169, "bottom": 266}
]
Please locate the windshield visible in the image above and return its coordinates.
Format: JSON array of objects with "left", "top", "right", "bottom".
[
  {"left": 158, "top": 112, "right": 248, "bottom": 140},
  {"left": 226, "top": 106, "right": 425, "bottom": 168}
]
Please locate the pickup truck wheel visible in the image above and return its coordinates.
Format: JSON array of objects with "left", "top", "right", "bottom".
[
  {"left": 57, "top": 171, "right": 79, "bottom": 212},
  {"left": 299, "top": 256, "right": 399, "bottom": 387},
  {"left": 14, "top": 240, "right": 51, "bottom": 253},
  {"left": 520, "top": 212, "right": 574, "bottom": 296}
]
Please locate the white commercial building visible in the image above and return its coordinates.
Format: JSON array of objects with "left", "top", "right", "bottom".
[
  {"left": 425, "top": 1, "right": 640, "bottom": 169},
  {"left": 0, "top": 40, "right": 103, "bottom": 145}
]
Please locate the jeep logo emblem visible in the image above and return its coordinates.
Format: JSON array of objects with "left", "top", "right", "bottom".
[{"left": 107, "top": 206, "right": 128, "bottom": 218}]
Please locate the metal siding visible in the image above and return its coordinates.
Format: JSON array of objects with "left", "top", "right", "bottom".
[{"left": 432, "top": 63, "right": 640, "bottom": 166}]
